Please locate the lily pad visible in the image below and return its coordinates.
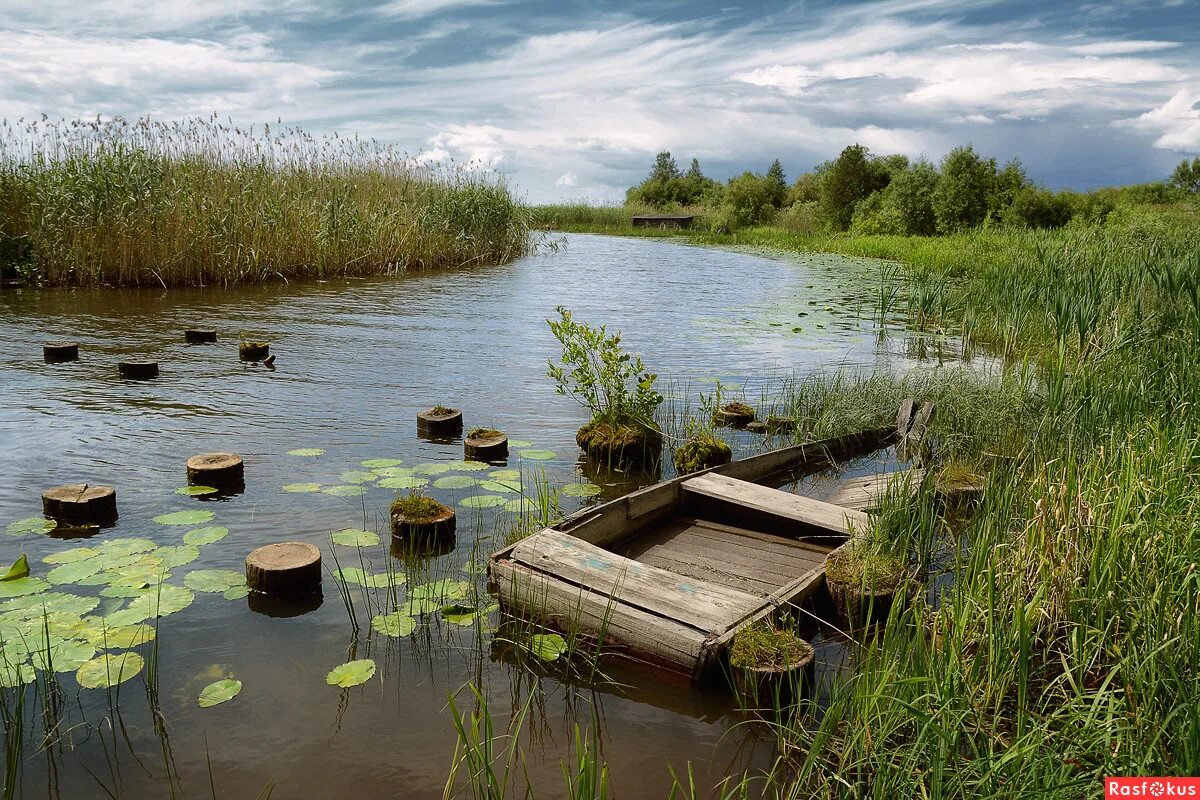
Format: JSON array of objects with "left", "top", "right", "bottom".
[
  {"left": 410, "top": 579, "right": 468, "bottom": 602},
  {"left": 433, "top": 475, "right": 477, "bottom": 490},
  {"left": 76, "top": 651, "right": 144, "bottom": 689},
  {"left": 31, "top": 640, "right": 96, "bottom": 672},
  {"left": 184, "top": 526, "right": 229, "bottom": 546},
  {"left": 283, "top": 483, "right": 322, "bottom": 493},
  {"left": 153, "top": 510, "right": 215, "bottom": 527},
  {"left": 478, "top": 479, "right": 521, "bottom": 494},
  {"left": 371, "top": 612, "right": 416, "bottom": 637},
  {"left": 155, "top": 545, "right": 202, "bottom": 569},
  {"left": 335, "top": 568, "right": 399, "bottom": 589},
  {"left": 2, "top": 555, "right": 30, "bottom": 581},
  {"left": 504, "top": 498, "right": 538, "bottom": 514},
  {"left": 459, "top": 495, "right": 508, "bottom": 509},
  {"left": 517, "top": 449, "right": 556, "bottom": 461},
  {"left": 441, "top": 603, "right": 497, "bottom": 627},
  {"left": 184, "top": 570, "right": 245, "bottom": 594},
  {"left": 321, "top": 485, "right": 366, "bottom": 497},
  {"left": 95, "top": 539, "right": 157, "bottom": 558},
  {"left": 198, "top": 678, "right": 242, "bottom": 708},
  {"left": 85, "top": 623, "right": 155, "bottom": 649},
  {"left": 377, "top": 476, "right": 428, "bottom": 490},
  {"left": 413, "top": 463, "right": 451, "bottom": 476},
  {"left": 488, "top": 470, "right": 521, "bottom": 481},
  {"left": 446, "top": 460, "right": 490, "bottom": 472},
  {"left": 361, "top": 458, "right": 403, "bottom": 468},
  {"left": 46, "top": 559, "right": 104, "bottom": 585},
  {"left": 507, "top": 440, "right": 533, "bottom": 449},
  {"left": 175, "top": 486, "right": 218, "bottom": 497},
  {"left": 528, "top": 633, "right": 567, "bottom": 662},
  {"left": 5, "top": 517, "right": 55, "bottom": 537},
  {"left": 287, "top": 448, "right": 325, "bottom": 457},
  {"left": 325, "top": 658, "right": 375, "bottom": 688},
  {"left": 100, "top": 607, "right": 151, "bottom": 628},
  {"left": 331, "top": 529, "right": 380, "bottom": 547},
  {"left": 0, "top": 660, "right": 35, "bottom": 688},
  {"left": 0, "top": 578, "right": 49, "bottom": 599},
  {"left": 43, "top": 546, "right": 98, "bottom": 565},
  {"left": 0, "top": 592, "right": 98, "bottom": 619},
  {"left": 402, "top": 597, "right": 441, "bottom": 616},
  {"left": 562, "top": 483, "right": 602, "bottom": 498},
  {"left": 372, "top": 466, "right": 416, "bottom": 478},
  {"left": 222, "top": 586, "right": 250, "bottom": 601},
  {"left": 340, "top": 470, "right": 377, "bottom": 485}
]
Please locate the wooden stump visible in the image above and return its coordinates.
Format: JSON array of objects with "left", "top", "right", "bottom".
[
  {"left": 247, "top": 591, "right": 323, "bottom": 618},
  {"left": 185, "top": 329, "right": 217, "bottom": 344},
  {"left": 246, "top": 542, "right": 321, "bottom": 596},
  {"left": 239, "top": 342, "right": 270, "bottom": 361},
  {"left": 714, "top": 404, "right": 755, "bottom": 428},
  {"left": 745, "top": 421, "right": 768, "bottom": 434},
  {"left": 465, "top": 432, "right": 508, "bottom": 462},
  {"left": 43, "top": 343, "right": 79, "bottom": 362},
  {"left": 732, "top": 648, "right": 815, "bottom": 711},
  {"left": 417, "top": 407, "right": 463, "bottom": 436},
  {"left": 186, "top": 453, "right": 244, "bottom": 490},
  {"left": 826, "top": 579, "right": 899, "bottom": 627},
  {"left": 765, "top": 416, "right": 796, "bottom": 434},
  {"left": 390, "top": 532, "right": 456, "bottom": 560},
  {"left": 41, "top": 484, "right": 118, "bottom": 526},
  {"left": 391, "top": 506, "right": 456, "bottom": 543},
  {"left": 118, "top": 360, "right": 159, "bottom": 379}
]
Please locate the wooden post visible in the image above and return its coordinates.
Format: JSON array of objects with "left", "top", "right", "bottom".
[
  {"left": 42, "top": 484, "right": 118, "bottom": 525},
  {"left": 246, "top": 542, "right": 321, "bottom": 595}
]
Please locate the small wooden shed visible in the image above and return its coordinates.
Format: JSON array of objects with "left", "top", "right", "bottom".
[{"left": 631, "top": 214, "right": 695, "bottom": 230}]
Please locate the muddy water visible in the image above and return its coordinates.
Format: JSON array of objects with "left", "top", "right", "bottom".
[{"left": 0, "top": 234, "right": 938, "bottom": 798}]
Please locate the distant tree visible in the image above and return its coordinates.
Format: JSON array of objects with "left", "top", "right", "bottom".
[
  {"left": 786, "top": 169, "right": 823, "bottom": 206},
  {"left": 876, "top": 153, "right": 911, "bottom": 179},
  {"left": 723, "top": 172, "right": 777, "bottom": 228},
  {"left": 1170, "top": 157, "right": 1200, "bottom": 193},
  {"left": 932, "top": 146, "right": 997, "bottom": 233},
  {"left": 765, "top": 159, "right": 787, "bottom": 208},
  {"left": 989, "top": 158, "right": 1029, "bottom": 216},
  {"left": 650, "top": 151, "right": 682, "bottom": 183},
  {"left": 885, "top": 160, "right": 940, "bottom": 236},
  {"left": 627, "top": 152, "right": 720, "bottom": 208},
  {"left": 1002, "top": 186, "right": 1073, "bottom": 229},
  {"left": 818, "top": 145, "right": 891, "bottom": 231}
]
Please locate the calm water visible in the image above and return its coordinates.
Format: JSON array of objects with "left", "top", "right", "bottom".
[{"left": 0, "top": 234, "right": 944, "bottom": 798}]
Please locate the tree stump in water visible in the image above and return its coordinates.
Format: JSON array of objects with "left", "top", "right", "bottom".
[
  {"left": 464, "top": 430, "right": 508, "bottom": 462},
  {"left": 714, "top": 403, "right": 755, "bottom": 428},
  {"left": 745, "top": 421, "right": 768, "bottom": 434},
  {"left": 239, "top": 342, "right": 270, "bottom": 361},
  {"left": 42, "top": 484, "right": 118, "bottom": 526},
  {"left": 417, "top": 407, "right": 463, "bottom": 436},
  {"left": 390, "top": 501, "right": 456, "bottom": 543},
  {"left": 185, "top": 329, "right": 217, "bottom": 344},
  {"left": 186, "top": 453, "right": 244, "bottom": 491},
  {"left": 246, "top": 542, "right": 321, "bottom": 595},
  {"left": 118, "top": 361, "right": 159, "bottom": 379},
  {"left": 43, "top": 343, "right": 79, "bottom": 362}
]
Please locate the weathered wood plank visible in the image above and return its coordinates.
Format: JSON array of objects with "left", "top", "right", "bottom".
[
  {"left": 682, "top": 473, "right": 870, "bottom": 537},
  {"left": 510, "top": 530, "right": 760, "bottom": 633},
  {"left": 825, "top": 468, "right": 925, "bottom": 511},
  {"left": 896, "top": 398, "right": 915, "bottom": 439},
  {"left": 898, "top": 401, "right": 935, "bottom": 464},
  {"left": 687, "top": 518, "right": 836, "bottom": 558},
  {"left": 628, "top": 532, "right": 815, "bottom": 590}
]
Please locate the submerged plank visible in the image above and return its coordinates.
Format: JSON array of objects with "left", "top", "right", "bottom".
[
  {"left": 682, "top": 473, "right": 870, "bottom": 537},
  {"left": 825, "top": 468, "right": 925, "bottom": 511}
]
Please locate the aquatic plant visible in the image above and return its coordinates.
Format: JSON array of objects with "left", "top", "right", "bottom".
[
  {"left": 672, "top": 430, "right": 732, "bottom": 474},
  {"left": 729, "top": 621, "right": 812, "bottom": 671}
]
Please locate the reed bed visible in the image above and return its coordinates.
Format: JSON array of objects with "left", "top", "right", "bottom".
[{"left": 0, "top": 117, "right": 530, "bottom": 287}]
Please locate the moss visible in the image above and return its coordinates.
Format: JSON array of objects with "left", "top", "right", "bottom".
[
  {"left": 428, "top": 405, "right": 457, "bottom": 417},
  {"left": 673, "top": 432, "right": 733, "bottom": 474},
  {"left": 825, "top": 541, "right": 906, "bottom": 595},
  {"left": 730, "top": 621, "right": 813, "bottom": 670},
  {"left": 389, "top": 493, "right": 451, "bottom": 524},
  {"left": 467, "top": 427, "right": 504, "bottom": 440},
  {"left": 576, "top": 418, "right": 663, "bottom": 466},
  {"left": 239, "top": 340, "right": 268, "bottom": 351}
]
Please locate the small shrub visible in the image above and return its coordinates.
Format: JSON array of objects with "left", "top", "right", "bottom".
[
  {"left": 467, "top": 427, "right": 503, "bottom": 439},
  {"left": 429, "top": 405, "right": 457, "bottom": 416},
  {"left": 673, "top": 431, "right": 732, "bottom": 474},
  {"left": 825, "top": 541, "right": 906, "bottom": 595},
  {"left": 390, "top": 492, "right": 451, "bottom": 523}
]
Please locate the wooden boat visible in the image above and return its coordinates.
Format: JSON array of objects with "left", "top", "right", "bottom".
[{"left": 488, "top": 403, "right": 932, "bottom": 683}]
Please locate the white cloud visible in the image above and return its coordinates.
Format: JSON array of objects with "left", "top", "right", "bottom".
[
  {"left": 1120, "top": 89, "right": 1200, "bottom": 153},
  {"left": 555, "top": 171, "right": 578, "bottom": 187},
  {"left": 376, "top": 0, "right": 503, "bottom": 19}
]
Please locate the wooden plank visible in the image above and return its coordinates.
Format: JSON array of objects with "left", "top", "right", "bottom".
[
  {"left": 898, "top": 401, "right": 935, "bottom": 464},
  {"left": 825, "top": 468, "right": 925, "bottom": 511},
  {"left": 509, "top": 530, "right": 760, "bottom": 633},
  {"left": 687, "top": 518, "right": 836, "bottom": 558},
  {"left": 634, "top": 551, "right": 773, "bottom": 596},
  {"left": 896, "top": 398, "right": 915, "bottom": 439},
  {"left": 682, "top": 473, "right": 870, "bottom": 537},
  {"left": 628, "top": 531, "right": 815, "bottom": 590}
]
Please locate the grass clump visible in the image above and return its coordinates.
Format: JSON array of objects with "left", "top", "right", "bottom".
[
  {"left": 824, "top": 541, "right": 907, "bottom": 596},
  {"left": 672, "top": 430, "right": 732, "bottom": 474},
  {"left": 428, "top": 405, "right": 457, "bottom": 417},
  {"left": 467, "top": 427, "right": 504, "bottom": 440},
  {"left": 0, "top": 117, "right": 529, "bottom": 287},
  {"left": 730, "top": 621, "right": 813, "bottom": 670},
  {"left": 389, "top": 493, "right": 451, "bottom": 524}
]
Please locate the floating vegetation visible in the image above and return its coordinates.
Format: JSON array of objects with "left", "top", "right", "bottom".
[
  {"left": 330, "top": 528, "right": 380, "bottom": 547},
  {"left": 1, "top": 555, "right": 29, "bottom": 580},
  {"left": 283, "top": 483, "right": 322, "bottom": 493},
  {"left": 433, "top": 475, "right": 477, "bottom": 490},
  {"left": 444, "top": 460, "right": 490, "bottom": 472},
  {"left": 183, "top": 526, "right": 229, "bottom": 546},
  {"left": 76, "top": 651, "right": 145, "bottom": 689},
  {"left": 440, "top": 603, "right": 496, "bottom": 627},
  {"left": 5, "top": 517, "right": 56, "bottom": 537},
  {"left": 223, "top": 586, "right": 250, "bottom": 600},
  {"left": 155, "top": 545, "right": 202, "bottom": 569},
  {"left": 517, "top": 449, "right": 556, "bottom": 461},
  {"left": 175, "top": 485, "right": 218, "bottom": 496},
  {"left": 460, "top": 495, "right": 507, "bottom": 509},
  {"left": 413, "top": 463, "right": 452, "bottom": 476},
  {"left": 373, "top": 466, "right": 416, "bottom": 478},
  {"left": 410, "top": 579, "right": 468, "bottom": 603},
  {"left": 47, "top": 560, "right": 103, "bottom": 585},
  {"left": 86, "top": 623, "right": 155, "bottom": 649},
  {"left": 361, "top": 458, "right": 404, "bottom": 468},
  {"left": 325, "top": 658, "right": 376, "bottom": 688},
  {"left": 198, "top": 678, "right": 243, "bottom": 708},
  {"left": 377, "top": 476, "right": 428, "bottom": 490},
  {"left": 371, "top": 612, "right": 416, "bottom": 637},
  {"left": 527, "top": 633, "right": 567, "bottom": 662},
  {"left": 153, "top": 509, "right": 215, "bottom": 526},
  {"left": 561, "top": 483, "right": 602, "bottom": 498},
  {"left": 507, "top": 440, "right": 533, "bottom": 448},
  {"left": 335, "top": 567, "right": 397, "bottom": 589},
  {"left": 339, "top": 470, "right": 377, "bottom": 484},
  {"left": 0, "top": 577, "right": 49, "bottom": 598},
  {"left": 31, "top": 639, "right": 95, "bottom": 672},
  {"left": 183, "top": 570, "right": 246, "bottom": 594},
  {"left": 321, "top": 485, "right": 366, "bottom": 497},
  {"left": 478, "top": 480, "right": 520, "bottom": 494},
  {"left": 0, "top": 661, "right": 35, "bottom": 687},
  {"left": 488, "top": 469, "right": 521, "bottom": 481},
  {"left": 287, "top": 448, "right": 325, "bottom": 457}
]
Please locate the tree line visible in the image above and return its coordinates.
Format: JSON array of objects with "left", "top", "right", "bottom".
[{"left": 626, "top": 147, "right": 1200, "bottom": 235}]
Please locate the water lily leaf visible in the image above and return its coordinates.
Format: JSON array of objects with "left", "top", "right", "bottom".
[
  {"left": 340, "top": 470, "right": 377, "bottom": 485},
  {"left": 153, "top": 510, "right": 215, "bottom": 526},
  {"left": 76, "top": 651, "right": 144, "bottom": 689},
  {"left": 478, "top": 480, "right": 521, "bottom": 494},
  {"left": 371, "top": 612, "right": 416, "bottom": 637},
  {"left": 488, "top": 470, "right": 521, "bottom": 481},
  {"left": 184, "top": 570, "right": 245, "bottom": 594},
  {"left": 5, "top": 517, "right": 55, "bottom": 537},
  {"left": 459, "top": 495, "right": 508, "bottom": 509},
  {"left": 361, "top": 458, "right": 404, "bottom": 468},
  {"left": 43, "top": 546, "right": 97, "bottom": 565},
  {"left": 528, "top": 633, "right": 567, "bottom": 662},
  {"left": 198, "top": 678, "right": 242, "bottom": 707},
  {"left": 96, "top": 538, "right": 157, "bottom": 558},
  {"left": 445, "top": 460, "right": 490, "bottom": 472},
  {"left": 402, "top": 597, "right": 441, "bottom": 616},
  {"left": 561, "top": 483, "right": 602, "bottom": 498},
  {"left": 440, "top": 603, "right": 497, "bottom": 626},
  {"left": 100, "top": 607, "right": 150, "bottom": 627},
  {"left": 335, "top": 568, "right": 399, "bottom": 589},
  {"left": 0, "top": 592, "right": 99, "bottom": 619},
  {"left": 321, "top": 485, "right": 366, "bottom": 497},
  {"left": 85, "top": 624, "right": 155, "bottom": 649},
  {"left": 100, "top": 582, "right": 158, "bottom": 598},
  {"left": 331, "top": 528, "right": 380, "bottom": 547},
  {"left": 0, "top": 578, "right": 49, "bottom": 599},
  {"left": 413, "top": 463, "right": 451, "bottom": 476},
  {"left": 283, "top": 483, "right": 322, "bottom": 493},
  {"left": 287, "top": 448, "right": 325, "bottom": 457},
  {"left": 433, "top": 476, "right": 476, "bottom": 490},
  {"left": 504, "top": 498, "right": 538, "bottom": 513},
  {"left": 410, "top": 579, "right": 468, "bottom": 602},
  {"left": 507, "top": 440, "right": 533, "bottom": 449},
  {"left": 0, "top": 660, "right": 35, "bottom": 688},
  {"left": 325, "top": 658, "right": 375, "bottom": 688},
  {"left": 31, "top": 639, "right": 96, "bottom": 672},
  {"left": 223, "top": 586, "right": 250, "bottom": 601},
  {"left": 517, "top": 449, "right": 556, "bottom": 461},
  {"left": 44, "top": 557, "right": 100, "bottom": 585},
  {"left": 155, "top": 545, "right": 202, "bottom": 569},
  {"left": 1, "top": 556, "right": 30, "bottom": 581},
  {"left": 372, "top": 466, "right": 416, "bottom": 478},
  {"left": 377, "top": 476, "right": 428, "bottom": 490},
  {"left": 176, "top": 486, "right": 218, "bottom": 496},
  {"left": 183, "top": 526, "right": 229, "bottom": 546}
]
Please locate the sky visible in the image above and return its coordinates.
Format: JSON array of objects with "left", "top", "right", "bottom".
[{"left": 1, "top": 0, "right": 1197, "bottom": 202}]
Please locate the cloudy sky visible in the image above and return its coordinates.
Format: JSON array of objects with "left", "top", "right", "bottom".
[{"left": 1, "top": 0, "right": 1197, "bottom": 201}]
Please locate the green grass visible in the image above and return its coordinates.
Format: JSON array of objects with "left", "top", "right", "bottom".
[{"left": 0, "top": 117, "right": 530, "bottom": 287}]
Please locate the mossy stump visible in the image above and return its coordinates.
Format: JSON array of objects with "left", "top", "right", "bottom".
[
  {"left": 186, "top": 453, "right": 244, "bottom": 491},
  {"left": 714, "top": 402, "right": 756, "bottom": 428},
  {"left": 825, "top": 544, "right": 906, "bottom": 626},
  {"left": 118, "top": 360, "right": 158, "bottom": 379},
  {"left": 673, "top": 433, "right": 732, "bottom": 475},
  {"left": 766, "top": 415, "right": 796, "bottom": 434},
  {"left": 576, "top": 420, "right": 663, "bottom": 468},
  {"left": 239, "top": 342, "right": 270, "bottom": 361},
  {"left": 729, "top": 626, "right": 815, "bottom": 710},
  {"left": 390, "top": 496, "right": 456, "bottom": 543},
  {"left": 41, "top": 484, "right": 118, "bottom": 526},
  {"left": 745, "top": 421, "right": 768, "bottom": 434},
  {"left": 417, "top": 407, "right": 463, "bottom": 437},
  {"left": 43, "top": 343, "right": 79, "bottom": 362},
  {"left": 246, "top": 542, "right": 321, "bottom": 596},
  {"left": 185, "top": 329, "right": 217, "bottom": 344},
  {"left": 465, "top": 429, "right": 508, "bottom": 462}
]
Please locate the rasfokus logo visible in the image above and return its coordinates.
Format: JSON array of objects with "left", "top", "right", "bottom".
[{"left": 1106, "top": 778, "right": 1200, "bottom": 798}]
